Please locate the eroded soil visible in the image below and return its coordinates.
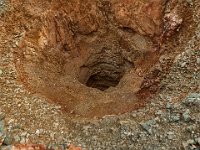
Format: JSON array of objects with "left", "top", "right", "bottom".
[{"left": 8, "top": 0, "right": 195, "bottom": 118}]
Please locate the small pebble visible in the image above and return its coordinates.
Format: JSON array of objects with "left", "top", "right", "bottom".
[
  {"left": 197, "top": 58, "right": 200, "bottom": 64},
  {"left": 167, "top": 131, "right": 175, "bottom": 140},
  {"left": 140, "top": 119, "right": 156, "bottom": 135},
  {"left": 185, "top": 0, "right": 193, "bottom": 5},
  {"left": 181, "top": 62, "right": 187, "bottom": 67}
]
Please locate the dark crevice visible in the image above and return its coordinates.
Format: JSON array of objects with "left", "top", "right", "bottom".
[
  {"left": 86, "top": 74, "right": 120, "bottom": 91},
  {"left": 119, "top": 26, "right": 135, "bottom": 33},
  {"left": 78, "top": 51, "right": 128, "bottom": 91}
]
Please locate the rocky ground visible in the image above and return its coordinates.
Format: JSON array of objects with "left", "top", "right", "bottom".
[{"left": 0, "top": 0, "right": 200, "bottom": 149}]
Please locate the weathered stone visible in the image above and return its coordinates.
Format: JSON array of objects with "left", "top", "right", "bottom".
[
  {"left": 182, "top": 139, "right": 199, "bottom": 150},
  {"left": 166, "top": 131, "right": 175, "bottom": 140},
  {"left": 185, "top": 0, "right": 194, "bottom": 5},
  {"left": 140, "top": 119, "right": 157, "bottom": 135},
  {"left": 196, "top": 137, "right": 200, "bottom": 145},
  {"left": 183, "top": 93, "right": 200, "bottom": 106},
  {"left": 3, "top": 134, "right": 13, "bottom": 145},
  {"left": 182, "top": 109, "right": 191, "bottom": 122},
  {"left": 155, "top": 110, "right": 163, "bottom": 115},
  {"left": 186, "top": 125, "right": 196, "bottom": 133},
  {"left": 181, "top": 62, "right": 187, "bottom": 68},
  {"left": 170, "top": 113, "right": 181, "bottom": 122},
  {"left": 166, "top": 103, "right": 172, "bottom": 109}
]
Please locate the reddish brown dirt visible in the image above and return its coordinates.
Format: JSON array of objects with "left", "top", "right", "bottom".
[{"left": 8, "top": 0, "right": 195, "bottom": 118}]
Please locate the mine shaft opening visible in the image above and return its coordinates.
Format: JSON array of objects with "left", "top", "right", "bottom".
[
  {"left": 79, "top": 53, "right": 126, "bottom": 91},
  {"left": 80, "top": 64, "right": 125, "bottom": 91},
  {"left": 86, "top": 70, "right": 123, "bottom": 91}
]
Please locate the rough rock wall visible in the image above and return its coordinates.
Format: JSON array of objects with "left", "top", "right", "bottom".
[{"left": 40, "top": 0, "right": 166, "bottom": 55}]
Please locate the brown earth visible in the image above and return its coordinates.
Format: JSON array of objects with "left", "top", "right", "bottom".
[{"left": 2, "top": 0, "right": 194, "bottom": 119}]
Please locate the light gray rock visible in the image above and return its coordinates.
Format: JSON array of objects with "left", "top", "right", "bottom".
[
  {"left": 170, "top": 113, "right": 181, "bottom": 122},
  {"left": 182, "top": 141, "right": 190, "bottom": 150},
  {"left": 186, "top": 125, "right": 196, "bottom": 133},
  {"left": 181, "top": 62, "right": 187, "bottom": 68},
  {"left": 182, "top": 109, "right": 191, "bottom": 122},
  {"left": 185, "top": 0, "right": 194, "bottom": 5},
  {"left": 140, "top": 119, "right": 157, "bottom": 135},
  {"left": 166, "top": 103, "right": 172, "bottom": 109},
  {"left": 182, "top": 139, "right": 200, "bottom": 150},
  {"left": 166, "top": 131, "right": 175, "bottom": 140},
  {"left": 183, "top": 93, "right": 200, "bottom": 106},
  {"left": 155, "top": 110, "right": 163, "bottom": 115},
  {"left": 195, "top": 137, "right": 200, "bottom": 145}
]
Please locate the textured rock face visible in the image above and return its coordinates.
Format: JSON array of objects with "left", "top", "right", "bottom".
[
  {"left": 14, "top": 0, "right": 189, "bottom": 118},
  {"left": 112, "top": 0, "right": 166, "bottom": 36},
  {"left": 40, "top": 0, "right": 166, "bottom": 52}
]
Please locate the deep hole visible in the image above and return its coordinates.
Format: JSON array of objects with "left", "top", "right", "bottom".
[
  {"left": 79, "top": 61, "right": 125, "bottom": 91},
  {"left": 78, "top": 47, "right": 128, "bottom": 91},
  {"left": 86, "top": 72, "right": 121, "bottom": 91},
  {"left": 119, "top": 26, "right": 135, "bottom": 33}
]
